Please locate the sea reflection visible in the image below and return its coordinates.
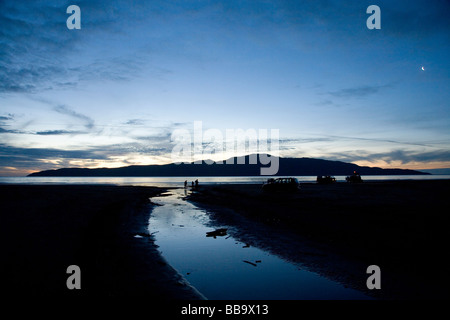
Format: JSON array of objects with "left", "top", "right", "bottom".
[{"left": 1, "top": 175, "right": 448, "bottom": 186}]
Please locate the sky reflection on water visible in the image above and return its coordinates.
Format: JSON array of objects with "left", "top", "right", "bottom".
[{"left": 149, "top": 189, "right": 371, "bottom": 300}]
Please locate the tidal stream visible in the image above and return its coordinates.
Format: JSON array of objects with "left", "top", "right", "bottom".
[{"left": 149, "top": 188, "right": 370, "bottom": 300}]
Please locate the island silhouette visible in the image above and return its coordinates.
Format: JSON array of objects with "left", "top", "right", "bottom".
[{"left": 28, "top": 154, "right": 428, "bottom": 177}]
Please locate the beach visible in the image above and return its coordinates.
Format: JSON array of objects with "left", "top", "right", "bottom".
[
  {"left": 0, "top": 184, "right": 203, "bottom": 299},
  {"left": 187, "top": 180, "right": 450, "bottom": 299},
  {"left": 1, "top": 180, "right": 449, "bottom": 300}
]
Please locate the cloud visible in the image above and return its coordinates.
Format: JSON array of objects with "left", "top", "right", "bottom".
[
  {"left": 1, "top": 104, "right": 95, "bottom": 136},
  {"left": 35, "top": 130, "right": 85, "bottom": 136},
  {"left": 53, "top": 105, "right": 95, "bottom": 129},
  {"left": 0, "top": 127, "right": 86, "bottom": 136},
  {"left": 124, "top": 119, "right": 145, "bottom": 126},
  {"left": 0, "top": 114, "right": 14, "bottom": 121},
  {"left": 0, "top": 0, "right": 170, "bottom": 95},
  {"left": 0, "top": 145, "right": 102, "bottom": 160},
  {"left": 276, "top": 0, "right": 450, "bottom": 36},
  {"left": 285, "top": 133, "right": 433, "bottom": 150},
  {"left": 68, "top": 56, "right": 142, "bottom": 83},
  {"left": 328, "top": 84, "right": 391, "bottom": 98},
  {"left": 0, "top": 113, "right": 15, "bottom": 126},
  {"left": 0, "top": 141, "right": 170, "bottom": 173},
  {"left": 0, "top": 1, "right": 79, "bottom": 94},
  {"left": 320, "top": 134, "right": 431, "bottom": 148},
  {"left": 0, "top": 144, "right": 106, "bottom": 170},
  {"left": 0, "top": 127, "right": 19, "bottom": 134},
  {"left": 4, "top": 0, "right": 445, "bottom": 97},
  {"left": 328, "top": 149, "right": 450, "bottom": 165},
  {"left": 0, "top": 114, "right": 23, "bottom": 134},
  {"left": 280, "top": 134, "right": 450, "bottom": 166}
]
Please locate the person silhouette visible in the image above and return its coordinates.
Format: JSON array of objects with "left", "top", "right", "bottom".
[
  {"left": 184, "top": 180, "right": 187, "bottom": 188},
  {"left": 195, "top": 179, "right": 198, "bottom": 188}
]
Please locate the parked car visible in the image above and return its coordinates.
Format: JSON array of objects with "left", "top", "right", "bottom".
[
  {"left": 316, "top": 175, "right": 336, "bottom": 184},
  {"left": 346, "top": 171, "right": 363, "bottom": 183},
  {"left": 262, "top": 177, "right": 300, "bottom": 192}
]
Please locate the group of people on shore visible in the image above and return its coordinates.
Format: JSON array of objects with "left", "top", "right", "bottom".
[{"left": 184, "top": 179, "right": 199, "bottom": 189}]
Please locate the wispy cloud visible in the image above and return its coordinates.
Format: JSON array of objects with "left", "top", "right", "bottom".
[
  {"left": 0, "top": 127, "right": 20, "bottom": 134},
  {"left": 0, "top": 113, "right": 21, "bottom": 134},
  {"left": 0, "top": 139, "right": 175, "bottom": 173},
  {"left": 328, "top": 84, "right": 391, "bottom": 98},
  {"left": 0, "top": 1, "right": 77, "bottom": 94},
  {"left": 0, "top": 0, "right": 170, "bottom": 95},
  {"left": 124, "top": 119, "right": 145, "bottom": 126},
  {"left": 0, "top": 114, "right": 14, "bottom": 121},
  {"left": 53, "top": 105, "right": 95, "bottom": 130},
  {"left": 319, "top": 134, "right": 431, "bottom": 148},
  {"left": 285, "top": 133, "right": 434, "bottom": 149},
  {"left": 35, "top": 130, "right": 85, "bottom": 136},
  {"left": 327, "top": 149, "right": 450, "bottom": 165}
]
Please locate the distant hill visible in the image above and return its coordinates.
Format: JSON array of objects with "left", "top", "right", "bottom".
[{"left": 28, "top": 154, "right": 429, "bottom": 177}]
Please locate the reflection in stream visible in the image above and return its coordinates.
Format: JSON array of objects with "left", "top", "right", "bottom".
[{"left": 149, "top": 188, "right": 370, "bottom": 300}]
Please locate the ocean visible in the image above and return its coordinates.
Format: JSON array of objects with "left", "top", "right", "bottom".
[{"left": 0, "top": 175, "right": 448, "bottom": 187}]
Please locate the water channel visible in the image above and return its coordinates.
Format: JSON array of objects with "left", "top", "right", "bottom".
[{"left": 149, "top": 188, "right": 371, "bottom": 300}]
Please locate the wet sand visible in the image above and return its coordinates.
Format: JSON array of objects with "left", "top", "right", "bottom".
[
  {"left": 0, "top": 184, "right": 203, "bottom": 299},
  {"left": 187, "top": 180, "right": 450, "bottom": 300}
]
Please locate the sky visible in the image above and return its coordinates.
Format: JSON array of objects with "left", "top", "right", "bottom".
[{"left": 0, "top": 0, "right": 449, "bottom": 176}]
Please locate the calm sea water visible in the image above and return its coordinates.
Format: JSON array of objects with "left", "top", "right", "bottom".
[{"left": 0, "top": 175, "right": 448, "bottom": 186}]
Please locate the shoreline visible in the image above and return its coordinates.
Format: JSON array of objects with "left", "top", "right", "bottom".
[
  {"left": 2, "top": 180, "right": 449, "bottom": 300},
  {"left": 0, "top": 184, "right": 204, "bottom": 299},
  {"left": 186, "top": 180, "right": 450, "bottom": 300}
]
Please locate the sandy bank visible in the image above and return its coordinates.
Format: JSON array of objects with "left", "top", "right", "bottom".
[
  {"left": 186, "top": 180, "right": 450, "bottom": 299},
  {"left": 0, "top": 184, "right": 203, "bottom": 299}
]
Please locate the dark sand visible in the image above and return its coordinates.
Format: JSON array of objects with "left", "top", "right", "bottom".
[
  {"left": 2, "top": 181, "right": 449, "bottom": 301},
  {"left": 187, "top": 180, "right": 450, "bottom": 300},
  {"left": 0, "top": 184, "right": 203, "bottom": 299}
]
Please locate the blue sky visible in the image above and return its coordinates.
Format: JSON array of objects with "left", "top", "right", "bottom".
[{"left": 0, "top": 0, "right": 449, "bottom": 175}]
